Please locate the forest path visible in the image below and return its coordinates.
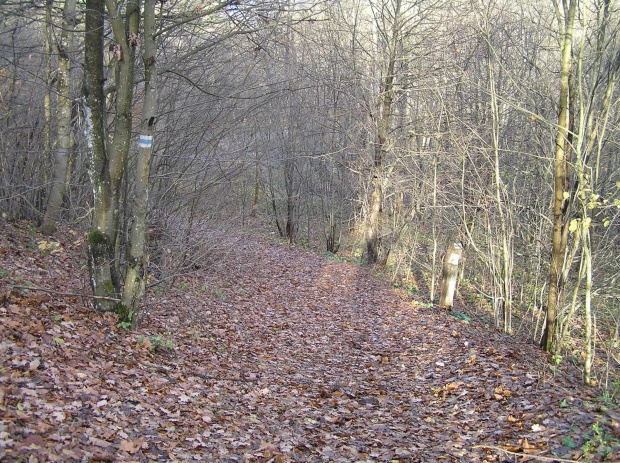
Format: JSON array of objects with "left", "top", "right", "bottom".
[
  {"left": 0, "top": 225, "right": 614, "bottom": 462},
  {"left": 146, "top": 232, "right": 603, "bottom": 462}
]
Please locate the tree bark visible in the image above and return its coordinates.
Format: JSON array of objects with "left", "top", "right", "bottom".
[
  {"left": 366, "top": 0, "right": 401, "bottom": 264},
  {"left": 40, "top": 0, "right": 52, "bottom": 213},
  {"left": 439, "top": 242, "right": 463, "bottom": 309},
  {"left": 84, "top": 0, "right": 119, "bottom": 312},
  {"left": 366, "top": 174, "right": 382, "bottom": 264},
  {"left": 41, "top": 0, "right": 77, "bottom": 235},
  {"left": 284, "top": 157, "right": 297, "bottom": 244},
  {"left": 430, "top": 155, "right": 438, "bottom": 301},
  {"left": 267, "top": 163, "right": 284, "bottom": 236},
  {"left": 250, "top": 163, "right": 260, "bottom": 217},
  {"left": 121, "top": 0, "right": 158, "bottom": 324},
  {"left": 544, "top": 0, "right": 576, "bottom": 352},
  {"left": 582, "top": 224, "right": 593, "bottom": 384},
  {"left": 84, "top": 0, "right": 139, "bottom": 312}
]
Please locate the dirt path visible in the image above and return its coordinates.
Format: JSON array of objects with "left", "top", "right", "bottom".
[{"left": 1, "top": 226, "right": 616, "bottom": 462}]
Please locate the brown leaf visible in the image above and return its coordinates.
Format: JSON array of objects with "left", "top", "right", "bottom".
[
  {"left": 19, "top": 434, "right": 44, "bottom": 447},
  {"left": 1, "top": 222, "right": 616, "bottom": 463},
  {"left": 521, "top": 438, "right": 537, "bottom": 454},
  {"left": 90, "top": 450, "right": 115, "bottom": 461},
  {"left": 88, "top": 436, "right": 112, "bottom": 448},
  {"left": 127, "top": 31, "right": 139, "bottom": 47},
  {"left": 119, "top": 438, "right": 143, "bottom": 453},
  {"left": 258, "top": 441, "right": 281, "bottom": 457}
]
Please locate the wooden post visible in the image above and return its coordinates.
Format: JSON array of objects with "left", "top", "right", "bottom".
[{"left": 439, "top": 242, "right": 463, "bottom": 308}]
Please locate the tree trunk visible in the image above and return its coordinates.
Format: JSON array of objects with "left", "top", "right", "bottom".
[
  {"left": 284, "top": 157, "right": 297, "bottom": 244},
  {"left": 366, "top": 0, "right": 401, "bottom": 264},
  {"left": 366, "top": 175, "right": 382, "bottom": 263},
  {"left": 544, "top": 0, "right": 576, "bottom": 352},
  {"left": 40, "top": 0, "right": 52, "bottom": 213},
  {"left": 430, "top": 155, "right": 438, "bottom": 301},
  {"left": 84, "top": 0, "right": 139, "bottom": 312},
  {"left": 121, "top": 0, "right": 158, "bottom": 325},
  {"left": 250, "top": 163, "right": 259, "bottom": 217},
  {"left": 267, "top": 164, "right": 284, "bottom": 236},
  {"left": 41, "top": 0, "right": 76, "bottom": 235},
  {"left": 487, "top": 31, "right": 513, "bottom": 334},
  {"left": 84, "top": 0, "right": 118, "bottom": 311},
  {"left": 439, "top": 242, "right": 463, "bottom": 308}
]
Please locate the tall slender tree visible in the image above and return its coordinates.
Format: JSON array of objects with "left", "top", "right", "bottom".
[
  {"left": 83, "top": 0, "right": 139, "bottom": 311},
  {"left": 543, "top": 0, "right": 577, "bottom": 352},
  {"left": 121, "top": 0, "right": 158, "bottom": 322},
  {"left": 366, "top": 0, "right": 402, "bottom": 264},
  {"left": 41, "top": 0, "right": 77, "bottom": 235}
]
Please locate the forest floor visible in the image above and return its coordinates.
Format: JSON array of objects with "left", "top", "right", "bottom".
[{"left": 1, "top": 220, "right": 620, "bottom": 462}]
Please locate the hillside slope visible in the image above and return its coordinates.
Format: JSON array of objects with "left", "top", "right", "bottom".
[{"left": 1, "top": 221, "right": 618, "bottom": 462}]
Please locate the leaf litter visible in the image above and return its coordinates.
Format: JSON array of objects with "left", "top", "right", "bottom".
[{"left": 1, "top": 221, "right": 619, "bottom": 462}]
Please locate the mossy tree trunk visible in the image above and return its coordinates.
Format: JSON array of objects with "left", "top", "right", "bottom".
[
  {"left": 84, "top": 0, "right": 115, "bottom": 311},
  {"left": 82, "top": 0, "right": 254, "bottom": 319},
  {"left": 121, "top": 0, "right": 158, "bottom": 325},
  {"left": 84, "top": 0, "right": 139, "bottom": 312}
]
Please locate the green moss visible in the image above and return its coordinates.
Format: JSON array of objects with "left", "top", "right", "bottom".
[
  {"left": 103, "top": 280, "right": 115, "bottom": 293},
  {"left": 88, "top": 230, "right": 107, "bottom": 247},
  {"left": 116, "top": 303, "right": 129, "bottom": 321}
]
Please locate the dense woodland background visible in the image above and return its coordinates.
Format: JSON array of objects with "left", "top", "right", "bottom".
[{"left": 0, "top": 0, "right": 619, "bottom": 391}]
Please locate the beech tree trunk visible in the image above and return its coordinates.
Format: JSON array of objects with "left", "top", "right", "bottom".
[
  {"left": 41, "top": 0, "right": 52, "bottom": 213},
  {"left": 41, "top": 0, "right": 76, "bottom": 235},
  {"left": 121, "top": 0, "right": 158, "bottom": 324},
  {"left": 84, "top": 0, "right": 116, "bottom": 311},
  {"left": 84, "top": 0, "right": 139, "bottom": 312}
]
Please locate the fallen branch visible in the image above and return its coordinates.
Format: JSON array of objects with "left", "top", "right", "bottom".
[
  {"left": 472, "top": 445, "right": 582, "bottom": 462},
  {"left": 12, "top": 285, "right": 121, "bottom": 302}
]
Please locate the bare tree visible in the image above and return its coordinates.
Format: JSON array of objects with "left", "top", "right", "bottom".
[
  {"left": 40, "top": 0, "right": 78, "bottom": 235},
  {"left": 543, "top": 0, "right": 577, "bottom": 352}
]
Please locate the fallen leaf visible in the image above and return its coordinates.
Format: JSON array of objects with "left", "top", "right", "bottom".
[
  {"left": 258, "top": 441, "right": 281, "bottom": 457},
  {"left": 19, "top": 434, "right": 44, "bottom": 447},
  {"left": 89, "top": 436, "right": 112, "bottom": 448},
  {"left": 119, "top": 439, "right": 143, "bottom": 453}
]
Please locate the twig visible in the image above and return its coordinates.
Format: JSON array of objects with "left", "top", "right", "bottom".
[
  {"left": 472, "top": 445, "right": 582, "bottom": 462},
  {"left": 12, "top": 285, "right": 121, "bottom": 302}
]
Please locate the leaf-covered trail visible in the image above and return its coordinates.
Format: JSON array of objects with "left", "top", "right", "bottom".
[
  {"left": 174, "top": 234, "right": 596, "bottom": 462},
  {"left": 1, "top": 225, "right": 617, "bottom": 462}
]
